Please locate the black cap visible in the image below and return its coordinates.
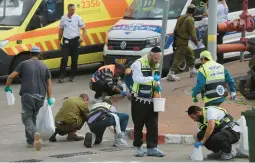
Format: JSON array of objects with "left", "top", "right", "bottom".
[
  {"left": 151, "top": 46, "right": 161, "bottom": 53},
  {"left": 115, "top": 63, "right": 125, "bottom": 71}
]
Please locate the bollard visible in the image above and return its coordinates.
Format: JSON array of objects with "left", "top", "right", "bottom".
[{"left": 241, "top": 108, "right": 255, "bottom": 162}]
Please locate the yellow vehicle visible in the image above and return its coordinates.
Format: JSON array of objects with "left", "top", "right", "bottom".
[{"left": 0, "top": 0, "right": 132, "bottom": 76}]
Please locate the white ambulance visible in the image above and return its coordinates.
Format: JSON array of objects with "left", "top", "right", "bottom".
[{"left": 104, "top": 0, "right": 255, "bottom": 75}]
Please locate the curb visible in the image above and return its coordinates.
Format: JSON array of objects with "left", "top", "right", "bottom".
[{"left": 125, "top": 128, "right": 196, "bottom": 145}]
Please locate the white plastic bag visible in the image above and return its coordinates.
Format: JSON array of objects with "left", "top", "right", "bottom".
[
  {"left": 234, "top": 116, "right": 249, "bottom": 157},
  {"left": 36, "top": 100, "right": 55, "bottom": 140},
  {"left": 6, "top": 92, "right": 15, "bottom": 105},
  {"left": 190, "top": 146, "right": 203, "bottom": 161}
]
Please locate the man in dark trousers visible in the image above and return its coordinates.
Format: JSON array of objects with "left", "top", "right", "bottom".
[
  {"left": 130, "top": 47, "right": 164, "bottom": 157},
  {"left": 187, "top": 105, "right": 240, "bottom": 160},
  {"left": 4, "top": 46, "right": 53, "bottom": 151},
  {"left": 58, "top": 3, "right": 86, "bottom": 83}
]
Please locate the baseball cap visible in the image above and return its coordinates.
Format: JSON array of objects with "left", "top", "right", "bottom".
[
  {"left": 200, "top": 50, "right": 212, "bottom": 60},
  {"left": 30, "top": 46, "right": 41, "bottom": 53}
]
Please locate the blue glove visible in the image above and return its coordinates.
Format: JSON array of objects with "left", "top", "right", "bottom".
[
  {"left": 194, "top": 141, "right": 203, "bottom": 148},
  {"left": 4, "top": 86, "right": 12, "bottom": 93},
  {"left": 120, "top": 91, "right": 127, "bottom": 97},
  {"left": 154, "top": 86, "right": 162, "bottom": 92},
  {"left": 153, "top": 75, "right": 160, "bottom": 82},
  {"left": 47, "top": 98, "right": 54, "bottom": 106}
]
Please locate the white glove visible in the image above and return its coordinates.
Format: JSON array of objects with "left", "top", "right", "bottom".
[{"left": 230, "top": 92, "right": 236, "bottom": 100}]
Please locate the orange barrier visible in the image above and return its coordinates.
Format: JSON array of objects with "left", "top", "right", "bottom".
[{"left": 217, "top": 44, "right": 251, "bottom": 53}]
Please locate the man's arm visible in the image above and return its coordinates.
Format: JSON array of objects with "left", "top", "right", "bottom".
[
  {"left": 47, "top": 79, "right": 52, "bottom": 98},
  {"left": 224, "top": 68, "right": 236, "bottom": 93},
  {"left": 58, "top": 17, "right": 64, "bottom": 45},
  {"left": 201, "top": 119, "right": 215, "bottom": 144},
  {"left": 6, "top": 71, "right": 19, "bottom": 86},
  {"left": 103, "top": 68, "right": 122, "bottom": 93},
  {"left": 131, "top": 61, "right": 154, "bottom": 84},
  {"left": 109, "top": 106, "right": 117, "bottom": 113},
  {"left": 187, "top": 19, "right": 198, "bottom": 46},
  {"left": 79, "top": 17, "right": 86, "bottom": 38},
  {"left": 80, "top": 103, "right": 89, "bottom": 120},
  {"left": 192, "top": 71, "right": 206, "bottom": 97}
]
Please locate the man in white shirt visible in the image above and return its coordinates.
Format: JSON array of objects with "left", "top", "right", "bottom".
[
  {"left": 187, "top": 105, "right": 240, "bottom": 160},
  {"left": 130, "top": 47, "right": 164, "bottom": 157},
  {"left": 58, "top": 4, "right": 86, "bottom": 83}
]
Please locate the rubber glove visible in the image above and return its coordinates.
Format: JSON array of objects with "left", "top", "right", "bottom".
[
  {"left": 4, "top": 86, "right": 12, "bottom": 93},
  {"left": 193, "top": 97, "right": 198, "bottom": 103},
  {"left": 230, "top": 92, "right": 236, "bottom": 100},
  {"left": 47, "top": 98, "right": 54, "bottom": 106},
  {"left": 153, "top": 75, "right": 160, "bottom": 82},
  {"left": 154, "top": 86, "right": 162, "bottom": 92},
  {"left": 194, "top": 141, "right": 203, "bottom": 148},
  {"left": 120, "top": 91, "right": 127, "bottom": 97}
]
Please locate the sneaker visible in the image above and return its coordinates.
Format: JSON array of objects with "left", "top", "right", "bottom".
[
  {"left": 67, "top": 132, "right": 84, "bottom": 141},
  {"left": 34, "top": 132, "right": 41, "bottom": 151},
  {"left": 189, "top": 67, "right": 198, "bottom": 78},
  {"left": 58, "top": 78, "right": 65, "bottom": 83},
  {"left": 221, "top": 152, "right": 234, "bottom": 160},
  {"left": 135, "top": 147, "right": 145, "bottom": 157},
  {"left": 84, "top": 132, "right": 96, "bottom": 148},
  {"left": 70, "top": 76, "right": 76, "bottom": 82},
  {"left": 27, "top": 143, "right": 34, "bottom": 148},
  {"left": 147, "top": 148, "right": 165, "bottom": 157},
  {"left": 167, "top": 71, "right": 180, "bottom": 81},
  {"left": 113, "top": 133, "right": 128, "bottom": 147},
  {"left": 207, "top": 151, "right": 222, "bottom": 159}
]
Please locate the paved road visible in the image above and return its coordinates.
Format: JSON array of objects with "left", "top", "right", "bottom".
[{"left": 0, "top": 64, "right": 248, "bottom": 162}]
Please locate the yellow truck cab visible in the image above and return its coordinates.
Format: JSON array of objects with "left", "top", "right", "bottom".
[{"left": 0, "top": 0, "right": 132, "bottom": 76}]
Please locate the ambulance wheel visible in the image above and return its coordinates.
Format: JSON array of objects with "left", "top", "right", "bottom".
[
  {"left": 178, "top": 57, "right": 187, "bottom": 72},
  {"left": 10, "top": 54, "right": 30, "bottom": 83}
]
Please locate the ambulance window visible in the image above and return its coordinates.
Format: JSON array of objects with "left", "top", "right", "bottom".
[
  {"left": 226, "top": 0, "right": 242, "bottom": 12},
  {"left": 248, "top": 0, "right": 255, "bottom": 9},
  {"left": 26, "top": 0, "right": 63, "bottom": 31}
]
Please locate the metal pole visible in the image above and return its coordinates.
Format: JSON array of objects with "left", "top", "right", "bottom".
[
  {"left": 3, "top": 0, "right": 6, "bottom": 17},
  {"left": 240, "top": 31, "right": 245, "bottom": 62},
  {"left": 207, "top": 0, "right": 218, "bottom": 61},
  {"left": 159, "top": 0, "right": 169, "bottom": 76}
]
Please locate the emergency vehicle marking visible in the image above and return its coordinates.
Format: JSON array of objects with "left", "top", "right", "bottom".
[
  {"left": 102, "top": 0, "right": 129, "bottom": 18},
  {"left": 111, "top": 24, "right": 162, "bottom": 33},
  {"left": 81, "top": 0, "right": 101, "bottom": 8}
]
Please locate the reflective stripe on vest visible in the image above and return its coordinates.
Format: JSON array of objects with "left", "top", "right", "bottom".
[
  {"left": 91, "top": 64, "right": 115, "bottom": 82},
  {"left": 198, "top": 106, "right": 234, "bottom": 131},
  {"left": 88, "top": 102, "right": 112, "bottom": 118},
  {"left": 198, "top": 61, "right": 226, "bottom": 103},
  {"left": 132, "top": 56, "right": 159, "bottom": 98}
]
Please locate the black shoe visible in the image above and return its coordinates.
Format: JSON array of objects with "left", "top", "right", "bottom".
[
  {"left": 58, "top": 78, "right": 65, "bottom": 83},
  {"left": 49, "top": 132, "right": 57, "bottom": 142},
  {"left": 84, "top": 132, "right": 94, "bottom": 148}
]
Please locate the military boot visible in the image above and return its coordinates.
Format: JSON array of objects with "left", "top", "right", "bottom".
[{"left": 67, "top": 132, "right": 84, "bottom": 141}]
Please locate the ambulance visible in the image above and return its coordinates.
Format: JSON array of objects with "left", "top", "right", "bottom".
[
  {"left": 0, "top": 0, "right": 132, "bottom": 76},
  {"left": 104, "top": 0, "right": 255, "bottom": 75}
]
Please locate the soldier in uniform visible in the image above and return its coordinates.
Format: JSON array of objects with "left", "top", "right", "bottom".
[{"left": 167, "top": 4, "right": 199, "bottom": 81}]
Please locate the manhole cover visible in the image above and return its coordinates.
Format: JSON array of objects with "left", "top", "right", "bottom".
[
  {"left": 11, "top": 159, "right": 42, "bottom": 162},
  {"left": 49, "top": 151, "right": 97, "bottom": 158},
  {"left": 100, "top": 146, "right": 135, "bottom": 152}
]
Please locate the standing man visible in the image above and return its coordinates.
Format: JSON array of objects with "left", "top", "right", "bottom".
[
  {"left": 167, "top": 4, "right": 199, "bottom": 81},
  {"left": 130, "top": 47, "right": 164, "bottom": 157},
  {"left": 49, "top": 93, "right": 89, "bottom": 142},
  {"left": 58, "top": 3, "right": 86, "bottom": 83},
  {"left": 4, "top": 46, "right": 54, "bottom": 151},
  {"left": 187, "top": 105, "right": 240, "bottom": 160},
  {"left": 90, "top": 63, "right": 127, "bottom": 102},
  {"left": 192, "top": 51, "right": 236, "bottom": 107}
]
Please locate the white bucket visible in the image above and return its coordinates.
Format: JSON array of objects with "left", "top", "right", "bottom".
[{"left": 153, "top": 98, "right": 166, "bottom": 112}]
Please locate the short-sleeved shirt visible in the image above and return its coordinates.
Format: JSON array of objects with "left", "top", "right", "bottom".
[
  {"left": 15, "top": 59, "right": 51, "bottom": 97},
  {"left": 217, "top": 3, "right": 228, "bottom": 23},
  {"left": 59, "top": 14, "right": 85, "bottom": 39},
  {"left": 206, "top": 106, "right": 240, "bottom": 132}
]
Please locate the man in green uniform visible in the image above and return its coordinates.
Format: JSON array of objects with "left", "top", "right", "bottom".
[
  {"left": 49, "top": 93, "right": 89, "bottom": 142},
  {"left": 167, "top": 4, "right": 199, "bottom": 81}
]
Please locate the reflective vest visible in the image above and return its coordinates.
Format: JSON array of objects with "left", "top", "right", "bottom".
[
  {"left": 198, "top": 106, "right": 235, "bottom": 132},
  {"left": 88, "top": 102, "right": 112, "bottom": 120},
  {"left": 198, "top": 61, "right": 226, "bottom": 103},
  {"left": 132, "top": 55, "right": 159, "bottom": 98},
  {"left": 91, "top": 64, "right": 115, "bottom": 83}
]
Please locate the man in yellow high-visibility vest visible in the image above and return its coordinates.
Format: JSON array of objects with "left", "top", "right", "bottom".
[{"left": 192, "top": 51, "right": 236, "bottom": 106}]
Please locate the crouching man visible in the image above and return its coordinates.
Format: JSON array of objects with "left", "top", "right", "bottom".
[
  {"left": 187, "top": 105, "right": 240, "bottom": 160},
  {"left": 49, "top": 94, "right": 89, "bottom": 142},
  {"left": 84, "top": 99, "right": 129, "bottom": 148}
]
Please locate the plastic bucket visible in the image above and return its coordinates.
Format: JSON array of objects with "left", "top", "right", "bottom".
[{"left": 153, "top": 98, "right": 166, "bottom": 112}]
